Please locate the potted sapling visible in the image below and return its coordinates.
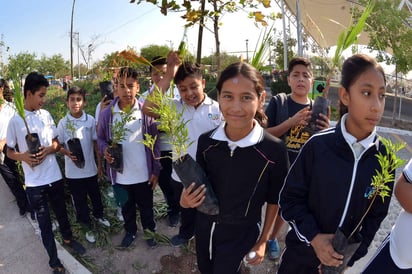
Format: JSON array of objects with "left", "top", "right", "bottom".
[
  {"left": 141, "top": 86, "right": 220, "bottom": 216},
  {"left": 13, "top": 80, "right": 41, "bottom": 157},
  {"left": 321, "top": 137, "right": 405, "bottom": 274},
  {"left": 64, "top": 119, "right": 85, "bottom": 168},
  {"left": 108, "top": 104, "right": 135, "bottom": 174},
  {"left": 305, "top": 1, "right": 374, "bottom": 135}
]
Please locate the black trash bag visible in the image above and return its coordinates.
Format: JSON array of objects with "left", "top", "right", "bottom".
[
  {"left": 305, "top": 96, "right": 330, "bottom": 135},
  {"left": 173, "top": 154, "right": 219, "bottom": 215},
  {"left": 321, "top": 227, "right": 362, "bottom": 274},
  {"left": 67, "top": 138, "right": 85, "bottom": 169},
  {"left": 108, "top": 143, "right": 123, "bottom": 174}
]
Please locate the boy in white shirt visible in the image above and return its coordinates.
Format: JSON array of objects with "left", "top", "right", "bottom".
[
  {"left": 7, "top": 72, "right": 85, "bottom": 274},
  {"left": 0, "top": 78, "right": 31, "bottom": 216},
  {"left": 97, "top": 67, "right": 161, "bottom": 248},
  {"left": 143, "top": 54, "right": 222, "bottom": 246},
  {"left": 57, "top": 86, "right": 110, "bottom": 244}
]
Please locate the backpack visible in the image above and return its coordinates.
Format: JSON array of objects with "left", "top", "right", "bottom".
[{"left": 274, "top": 93, "right": 289, "bottom": 126}]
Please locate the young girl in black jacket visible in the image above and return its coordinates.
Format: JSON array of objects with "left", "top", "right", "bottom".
[
  {"left": 278, "top": 54, "right": 394, "bottom": 274},
  {"left": 180, "top": 62, "right": 289, "bottom": 274}
]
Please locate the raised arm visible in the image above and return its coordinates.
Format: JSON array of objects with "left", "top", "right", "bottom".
[{"left": 142, "top": 51, "right": 181, "bottom": 117}]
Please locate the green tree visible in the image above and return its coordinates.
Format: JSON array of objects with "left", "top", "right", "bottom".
[
  {"left": 272, "top": 36, "right": 296, "bottom": 71},
  {"left": 6, "top": 52, "right": 38, "bottom": 84},
  {"left": 130, "top": 0, "right": 273, "bottom": 72},
  {"left": 354, "top": 0, "right": 412, "bottom": 123},
  {"left": 202, "top": 52, "right": 239, "bottom": 71},
  {"left": 140, "top": 44, "right": 171, "bottom": 62},
  {"left": 38, "top": 54, "right": 70, "bottom": 78},
  {"left": 310, "top": 55, "right": 331, "bottom": 78},
  {"left": 355, "top": 0, "right": 412, "bottom": 73}
]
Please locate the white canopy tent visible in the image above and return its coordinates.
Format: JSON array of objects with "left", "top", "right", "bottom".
[{"left": 278, "top": 0, "right": 411, "bottom": 56}]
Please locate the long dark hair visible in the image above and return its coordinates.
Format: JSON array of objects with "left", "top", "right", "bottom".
[
  {"left": 216, "top": 62, "right": 267, "bottom": 127},
  {"left": 339, "top": 54, "right": 386, "bottom": 119}
]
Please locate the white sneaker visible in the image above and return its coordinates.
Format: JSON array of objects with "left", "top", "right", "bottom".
[
  {"left": 97, "top": 217, "right": 110, "bottom": 227},
  {"left": 52, "top": 220, "right": 59, "bottom": 231},
  {"left": 85, "top": 231, "right": 96, "bottom": 243},
  {"left": 107, "top": 190, "right": 114, "bottom": 198},
  {"left": 117, "top": 208, "right": 124, "bottom": 222}
]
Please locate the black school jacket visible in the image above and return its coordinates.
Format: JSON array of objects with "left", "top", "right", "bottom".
[
  {"left": 196, "top": 129, "right": 289, "bottom": 225},
  {"left": 279, "top": 123, "right": 394, "bottom": 265}
]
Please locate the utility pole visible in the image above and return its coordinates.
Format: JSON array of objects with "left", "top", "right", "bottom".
[
  {"left": 245, "top": 39, "right": 249, "bottom": 62},
  {"left": 75, "top": 32, "right": 80, "bottom": 79},
  {"left": 70, "top": 0, "right": 76, "bottom": 79},
  {"left": 0, "top": 34, "right": 4, "bottom": 77}
]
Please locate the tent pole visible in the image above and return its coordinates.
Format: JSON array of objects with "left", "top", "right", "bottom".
[
  {"left": 296, "top": 0, "right": 303, "bottom": 56},
  {"left": 282, "top": 0, "right": 288, "bottom": 69}
]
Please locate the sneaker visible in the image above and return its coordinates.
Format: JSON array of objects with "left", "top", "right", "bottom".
[
  {"left": 168, "top": 214, "right": 179, "bottom": 227},
  {"left": 267, "top": 239, "right": 280, "bottom": 260},
  {"left": 97, "top": 217, "right": 111, "bottom": 227},
  {"left": 52, "top": 220, "right": 59, "bottom": 231},
  {"left": 19, "top": 208, "right": 26, "bottom": 217},
  {"left": 30, "top": 210, "right": 36, "bottom": 221},
  {"left": 85, "top": 231, "right": 96, "bottom": 243},
  {"left": 120, "top": 232, "right": 136, "bottom": 248},
  {"left": 117, "top": 208, "right": 124, "bottom": 222},
  {"left": 64, "top": 239, "right": 86, "bottom": 255},
  {"left": 170, "top": 234, "right": 193, "bottom": 247},
  {"left": 146, "top": 238, "right": 157, "bottom": 248},
  {"left": 52, "top": 266, "right": 66, "bottom": 274}
]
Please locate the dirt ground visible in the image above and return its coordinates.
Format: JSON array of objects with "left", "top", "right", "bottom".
[
  {"left": 86, "top": 222, "right": 285, "bottom": 274},
  {"left": 84, "top": 194, "right": 286, "bottom": 274}
]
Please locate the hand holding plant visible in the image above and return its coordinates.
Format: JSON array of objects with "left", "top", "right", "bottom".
[
  {"left": 322, "top": 136, "right": 405, "bottom": 274},
  {"left": 107, "top": 104, "right": 135, "bottom": 173}
]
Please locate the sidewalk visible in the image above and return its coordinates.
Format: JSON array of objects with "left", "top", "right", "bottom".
[{"left": 0, "top": 177, "right": 90, "bottom": 274}]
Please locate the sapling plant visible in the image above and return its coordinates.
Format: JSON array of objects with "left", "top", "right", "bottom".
[
  {"left": 13, "top": 80, "right": 31, "bottom": 138},
  {"left": 322, "top": 136, "right": 405, "bottom": 274},
  {"left": 65, "top": 119, "right": 77, "bottom": 140},
  {"left": 140, "top": 85, "right": 192, "bottom": 162},
  {"left": 109, "top": 104, "right": 135, "bottom": 146},
  {"left": 348, "top": 137, "right": 405, "bottom": 239},
  {"left": 107, "top": 104, "right": 135, "bottom": 173},
  {"left": 12, "top": 79, "right": 41, "bottom": 155}
]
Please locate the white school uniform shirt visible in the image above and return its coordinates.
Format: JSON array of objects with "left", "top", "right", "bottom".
[
  {"left": 390, "top": 158, "right": 412, "bottom": 269},
  {"left": 171, "top": 95, "right": 222, "bottom": 182},
  {"left": 57, "top": 111, "right": 98, "bottom": 179},
  {"left": 95, "top": 101, "right": 102, "bottom": 124},
  {"left": 113, "top": 100, "right": 149, "bottom": 185},
  {"left": 0, "top": 101, "right": 16, "bottom": 140},
  {"left": 6, "top": 109, "right": 62, "bottom": 187}
]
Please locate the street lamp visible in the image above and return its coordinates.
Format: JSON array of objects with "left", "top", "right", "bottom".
[
  {"left": 245, "top": 39, "right": 249, "bottom": 62},
  {"left": 87, "top": 44, "right": 92, "bottom": 71}
]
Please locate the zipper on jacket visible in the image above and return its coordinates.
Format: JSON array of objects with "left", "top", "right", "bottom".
[{"left": 338, "top": 158, "right": 359, "bottom": 227}]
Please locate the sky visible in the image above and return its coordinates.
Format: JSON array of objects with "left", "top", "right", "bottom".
[{"left": 0, "top": 0, "right": 280, "bottom": 66}]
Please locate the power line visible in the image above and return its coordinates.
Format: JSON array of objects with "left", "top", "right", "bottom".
[{"left": 101, "top": 7, "right": 158, "bottom": 37}]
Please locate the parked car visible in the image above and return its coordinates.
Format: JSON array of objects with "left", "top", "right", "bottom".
[{"left": 49, "top": 80, "right": 63, "bottom": 88}]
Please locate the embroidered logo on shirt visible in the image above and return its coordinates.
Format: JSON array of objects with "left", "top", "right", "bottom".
[{"left": 208, "top": 113, "right": 220, "bottom": 121}]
